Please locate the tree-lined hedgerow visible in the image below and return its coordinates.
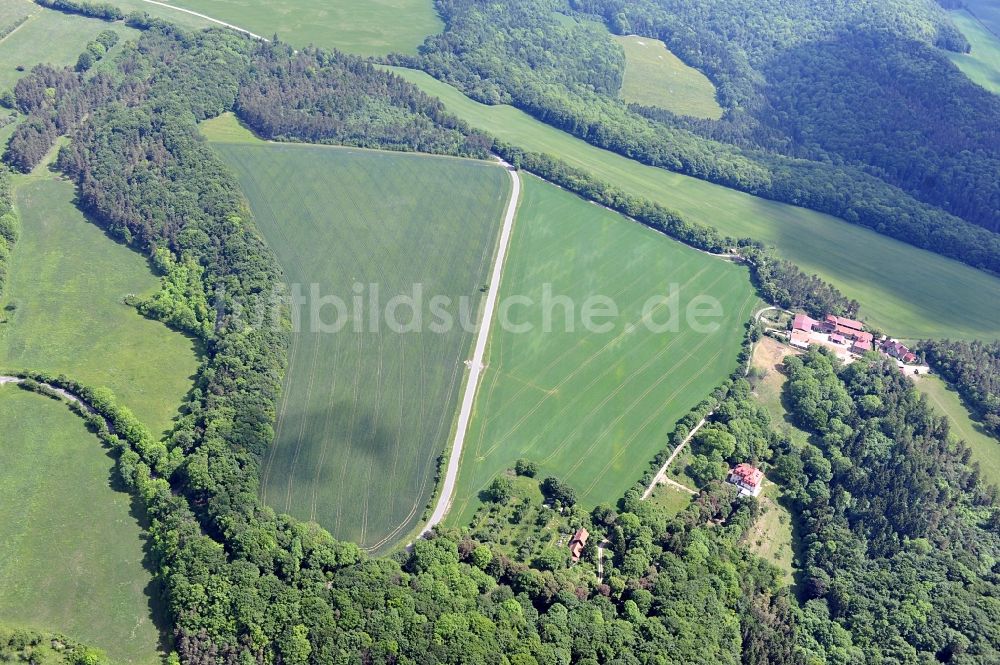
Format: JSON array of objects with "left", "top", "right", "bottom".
[
  {"left": 495, "top": 142, "right": 859, "bottom": 317},
  {"left": 0, "top": 168, "right": 19, "bottom": 298},
  {"left": 394, "top": 0, "right": 1000, "bottom": 273}
]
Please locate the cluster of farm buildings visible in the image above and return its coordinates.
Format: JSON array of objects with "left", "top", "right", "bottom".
[{"left": 789, "top": 314, "right": 919, "bottom": 365}]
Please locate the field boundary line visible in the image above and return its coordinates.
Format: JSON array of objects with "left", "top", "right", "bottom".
[
  {"left": 138, "top": 0, "right": 268, "bottom": 40},
  {"left": 416, "top": 160, "right": 520, "bottom": 539}
]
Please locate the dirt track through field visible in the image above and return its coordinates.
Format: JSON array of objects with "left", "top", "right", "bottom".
[{"left": 417, "top": 161, "right": 521, "bottom": 539}]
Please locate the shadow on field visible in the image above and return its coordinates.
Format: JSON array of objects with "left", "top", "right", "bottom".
[{"left": 106, "top": 450, "right": 173, "bottom": 661}]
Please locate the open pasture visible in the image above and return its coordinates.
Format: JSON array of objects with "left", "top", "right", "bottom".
[
  {"left": 915, "top": 375, "right": 1000, "bottom": 488},
  {"left": 0, "top": 385, "right": 165, "bottom": 665},
  {"left": 613, "top": 34, "right": 723, "bottom": 119},
  {"left": 0, "top": 1, "right": 138, "bottom": 89},
  {"left": 963, "top": 0, "right": 1000, "bottom": 39},
  {"left": 390, "top": 67, "right": 1000, "bottom": 341},
  {"left": 445, "top": 175, "right": 759, "bottom": 525},
  {"left": 949, "top": 9, "right": 1000, "bottom": 95},
  {"left": 209, "top": 138, "right": 510, "bottom": 552},
  {"left": 105, "top": 0, "right": 442, "bottom": 56},
  {"left": 0, "top": 178, "right": 198, "bottom": 437}
]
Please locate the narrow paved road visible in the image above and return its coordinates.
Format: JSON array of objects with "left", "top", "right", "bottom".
[
  {"left": 418, "top": 161, "right": 521, "bottom": 539},
  {"left": 641, "top": 414, "right": 711, "bottom": 500},
  {"left": 139, "top": 0, "right": 268, "bottom": 40}
]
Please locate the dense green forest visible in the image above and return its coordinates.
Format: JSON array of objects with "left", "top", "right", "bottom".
[
  {"left": 236, "top": 42, "right": 492, "bottom": 156},
  {"left": 5, "top": 5, "right": 1000, "bottom": 663},
  {"left": 920, "top": 339, "right": 1000, "bottom": 438},
  {"left": 396, "top": 0, "right": 1000, "bottom": 272},
  {"left": 772, "top": 349, "right": 1000, "bottom": 662}
]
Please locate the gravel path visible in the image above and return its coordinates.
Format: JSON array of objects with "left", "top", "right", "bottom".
[
  {"left": 139, "top": 0, "right": 268, "bottom": 40},
  {"left": 641, "top": 414, "right": 711, "bottom": 500},
  {"left": 418, "top": 161, "right": 521, "bottom": 539}
]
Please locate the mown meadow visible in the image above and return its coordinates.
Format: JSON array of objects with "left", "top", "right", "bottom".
[
  {"left": 613, "top": 34, "right": 723, "bottom": 119},
  {"left": 0, "top": 385, "right": 165, "bottom": 665}
]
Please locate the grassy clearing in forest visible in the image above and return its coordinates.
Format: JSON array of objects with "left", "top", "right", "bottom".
[
  {"left": 915, "top": 374, "right": 1000, "bottom": 488},
  {"left": 613, "top": 35, "right": 723, "bottom": 119},
  {"left": 0, "top": 385, "right": 165, "bottom": 665},
  {"left": 0, "top": 178, "right": 198, "bottom": 436},
  {"left": 745, "top": 481, "right": 796, "bottom": 584},
  {"left": 949, "top": 9, "right": 1000, "bottom": 95},
  {"left": 209, "top": 135, "right": 510, "bottom": 552},
  {"left": 389, "top": 66, "right": 1000, "bottom": 341},
  {"left": 445, "top": 175, "right": 758, "bottom": 525},
  {"left": 0, "top": 1, "right": 138, "bottom": 90}
]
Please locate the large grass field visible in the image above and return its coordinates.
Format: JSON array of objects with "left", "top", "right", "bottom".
[
  {"left": 964, "top": 0, "right": 1000, "bottom": 39},
  {"left": 104, "top": 0, "right": 441, "bottom": 56},
  {"left": 0, "top": 178, "right": 198, "bottom": 437},
  {"left": 613, "top": 35, "right": 723, "bottom": 119},
  {"left": 915, "top": 375, "right": 1000, "bottom": 488},
  {"left": 0, "top": 0, "right": 139, "bottom": 89},
  {"left": 445, "top": 175, "right": 759, "bottom": 525},
  {"left": 949, "top": 9, "right": 1000, "bottom": 95},
  {"left": 390, "top": 67, "right": 1000, "bottom": 341},
  {"left": 207, "top": 131, "right": 511, "bottom": 552},
  {"left": 0, "top": 385, "right": 164, "bottom": 664}
]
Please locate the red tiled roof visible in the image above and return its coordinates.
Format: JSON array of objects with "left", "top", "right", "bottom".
[
  {"left": 852, "top": 340, "right": 873, "bottom": 352},
  {"left": 569, "top": 528, "right": 590, "bottom": 561},
  {"left": 793, "top": 314, "right": 818, "bottom": 332},
  {"left": 731, "top": 463, "right": 763, "bottom": 488},
  {"left": 834, "top": 315, "right": 864, "bottom": 331}
]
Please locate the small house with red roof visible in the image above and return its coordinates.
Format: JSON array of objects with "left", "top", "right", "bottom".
[
  {"left": 568, "top": 528, "right": 589, "bottom": 563},
  {"left": 727, "top": 463, "right": 764, "bottom": 497},
  {"left": 851, "top": 339, "right": 873, "bottom": 355}
]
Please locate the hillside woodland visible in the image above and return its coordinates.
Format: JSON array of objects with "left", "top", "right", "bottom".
[
  {"left": 1, "top": 6, "right": 998, "bottom": 665},
  {"left": 397, "top": 0, "right": 1000, "bottom": 272},
  {"left": 920, "top": 339, "right": 1000, "bottom": 438}
]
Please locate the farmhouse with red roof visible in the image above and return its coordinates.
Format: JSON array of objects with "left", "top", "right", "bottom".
[{"left": 568, "top": 528, "right": 589, "bottom": 563}]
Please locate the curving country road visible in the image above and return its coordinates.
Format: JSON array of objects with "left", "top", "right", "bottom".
[{"left": 418, "top": 161, "right": 521, "bottom": 539}]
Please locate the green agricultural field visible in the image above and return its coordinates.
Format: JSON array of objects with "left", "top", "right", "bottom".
[
  {"left": 445, "top": 175, "right": 759, "bottom": 525},
  {"left": 915, "top": 375, "right": 1000, "bottom": 488},
  {"left": 390, "top": 67, "right": 1000, "bottom": 341},
  {"left": 613, "top": 35, "right": 723, "bottom": 119},
  {"left": 949, "top": 9, "right": 1000, "bottom": 94},
  {"left": 964, "top": 0, "right": 1000, "bottom": 39},
  {"left": 0, "top": 178, "right": 198, "bottom": 437},
  {"left": 209, "top": 136, "right": 510, "bottom": 552},
  {"left": 0, "top": 385, "right": 165, "bottom": 664},
  {"left": 0, "top": 1, "right": 138, "bottom": 89},
  {"left": 104, "top": 0, "right": 442, "bottom": 56}
]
